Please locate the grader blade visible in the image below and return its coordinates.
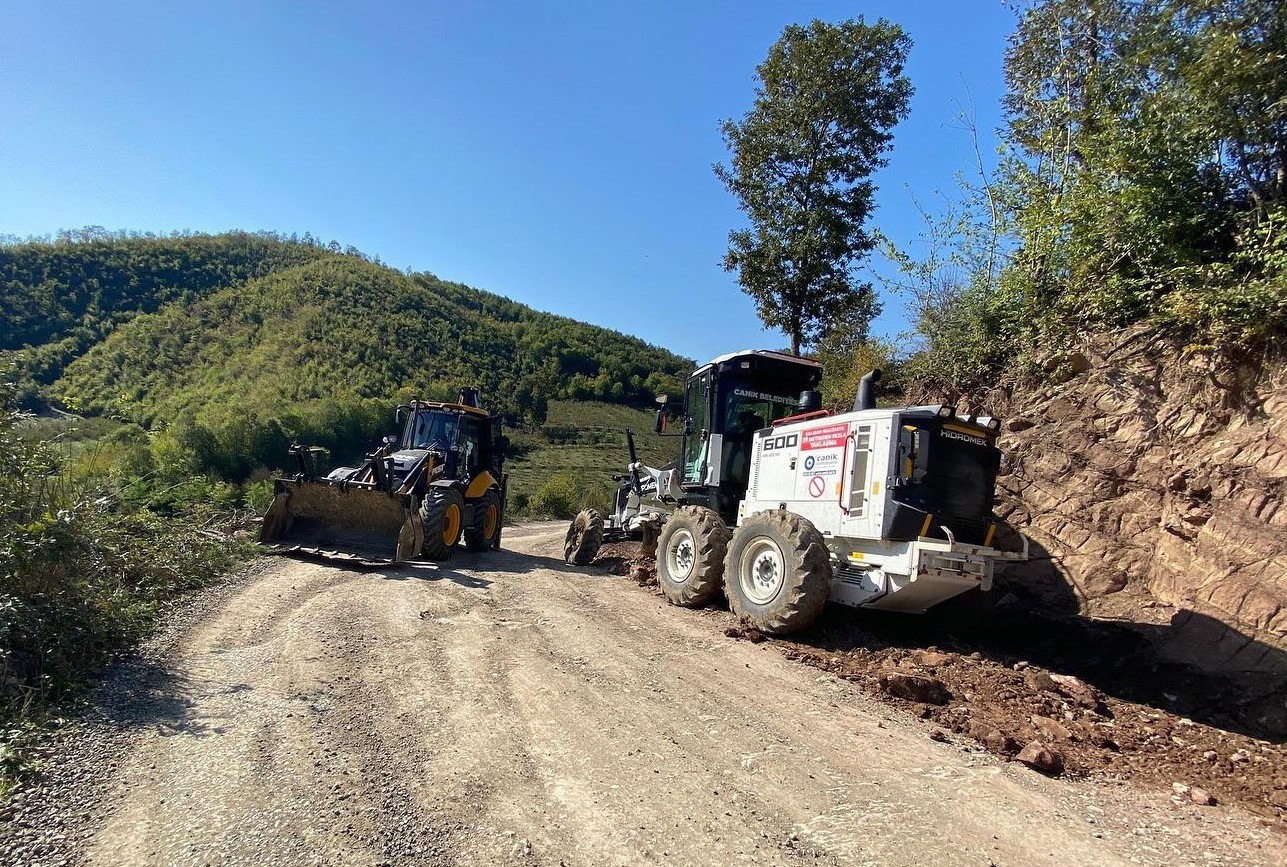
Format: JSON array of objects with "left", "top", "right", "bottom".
[{"left": 259, "top": 480, "right": 423, "bottom": 565}]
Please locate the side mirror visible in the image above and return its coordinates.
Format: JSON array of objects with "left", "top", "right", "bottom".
[
  {"left": 395, "top": 407, "right": 405, "bottom": 424},
  {"left": 654, "top": 409, "right": 666, "bottom": 434}
]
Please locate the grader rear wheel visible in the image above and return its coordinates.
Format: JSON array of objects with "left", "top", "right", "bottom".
[
  {"left": 656, "top": 506, "right": 730, "bottom": 608},
  {"left": 723, "top": 509, "right": 831, "bottom": 634}
]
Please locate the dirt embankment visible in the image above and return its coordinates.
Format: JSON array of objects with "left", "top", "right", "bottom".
[{"left": 963, "top": 328, "right": 1287, "bottom": 740}]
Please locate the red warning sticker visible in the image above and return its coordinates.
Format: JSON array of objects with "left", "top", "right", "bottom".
[
  {"left": 801, "top": 423, "right": 849, "bottom": 451},
  {"left": 808, "top": 476, "right": 826, "bottom": 498}
]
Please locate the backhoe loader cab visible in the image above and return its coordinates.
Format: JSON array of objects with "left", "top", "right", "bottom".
[{"left": 260, "top": 392, "right": 507, "bottom": 565}]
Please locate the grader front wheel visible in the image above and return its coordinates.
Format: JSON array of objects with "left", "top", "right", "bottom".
[
  {"left": 656, "top": 506, "right": 730, "bottom": 608},
  {"left": 564, "top": 509, "right": 604, "bottom": 565}
]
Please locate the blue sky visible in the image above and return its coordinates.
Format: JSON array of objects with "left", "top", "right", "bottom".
[{"left": 0, "top": 1, "right": 1015, "bottom": 363}]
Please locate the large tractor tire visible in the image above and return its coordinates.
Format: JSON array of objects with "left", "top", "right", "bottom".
[
  {"left": 656, "top": 506, "right": 730, "bottom": 608},
  {"left": 420, "top": 488, "right": 465, "bottom": 560},
  {"left": 564, "top": 509, "right": 603, "bottom": 565},
  {"left": 464, "top": 488, "right": 503, "bottom": 552},
  {"left": 723, "top": 509, "right": 831, "bottom": 634}
]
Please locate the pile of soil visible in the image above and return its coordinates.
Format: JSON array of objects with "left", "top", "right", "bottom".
[
  {"left": 600, "top": 548, "right": 1286, "bottom": 826},
  {"left": 594, "top": 541, "right": 657, "bottom": 587}
]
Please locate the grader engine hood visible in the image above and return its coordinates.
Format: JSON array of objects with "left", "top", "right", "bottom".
[{"left": 885, "top": 414, "right": 1002, "bottom": 545}]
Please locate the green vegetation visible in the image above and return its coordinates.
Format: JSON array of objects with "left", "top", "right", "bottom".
[
  {"left": 893, "top": 0, "right": 1285, "bottom": 392},
  {"left": 0, "top": 228, "right": 693, "bottom": 517},
  {"left": 0, "top": 377, "right": 252, "bottom": 787},
  {"left": 0, "top": 229, "right": 335, "bottom": 409},
  {"left": 2, "top": 233, "right": 689, "bottom": 508},
  {"left": 716, "top": 18, "right": 913, "bottom": 355},
  {"left": 506, "top": 401, "right": 676, "bottom": 519}
]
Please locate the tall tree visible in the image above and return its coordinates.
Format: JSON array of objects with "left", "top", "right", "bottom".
[
  {"left": 1001, "top": 0, "right": 1286, "bottom": 338},
  {"left": 716, "top": 18, "right": 913, "bottom": 355}
]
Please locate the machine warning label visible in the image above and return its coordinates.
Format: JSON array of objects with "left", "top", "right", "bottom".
[
  {"left": 801, "top": 423, "right": 849, "bottom": 451},
  {"left": 808, "top": 476, "right": 827, "bottom": 498}
]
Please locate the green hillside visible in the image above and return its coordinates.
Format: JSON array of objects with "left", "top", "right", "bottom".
[
  {"left": 1, "top": 232, "right": 693, "bottom": 507},
  {"left": 50, "top": 254, "right": 685, "bottom": 428},
  {"left": 0, "top": 231, "right": 335, "bottom": 403}
]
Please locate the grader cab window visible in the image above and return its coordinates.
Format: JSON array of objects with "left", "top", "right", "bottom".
[
  {"left": 899, "top": 425, "right": 930, "bottom": 485},
  {"left": 681, "top": 373, "right": 712, "bottom": 485}
]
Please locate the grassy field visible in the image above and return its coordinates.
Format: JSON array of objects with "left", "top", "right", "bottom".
[{"left": 503, "top": 400, "right": 680, "bottom": 517}]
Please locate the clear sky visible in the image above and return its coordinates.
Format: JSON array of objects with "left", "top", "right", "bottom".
[{"left": 0, "top": 1, "right": 1015, "bottom": 363}]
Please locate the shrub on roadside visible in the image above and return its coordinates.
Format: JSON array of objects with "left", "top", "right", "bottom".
[{"left": 0, "top": 375, "right": 252, "bottom": 785}]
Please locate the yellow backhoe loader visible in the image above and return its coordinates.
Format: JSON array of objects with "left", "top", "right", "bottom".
[{"left": 260, "top": 388, "right": 507, "bottom": 565}]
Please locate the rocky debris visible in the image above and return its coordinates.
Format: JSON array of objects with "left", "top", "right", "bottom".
[
  {"left": 721, "top": 606, "right": 1287, "bottom": 824},
  {"left": 1049, "top": 674, "right": 1109, "bottom": 714},
  {"left": 1023, "top": 669, "right": 1060, "bottom": 693},
  {"left": 723, "top": 622, "right": 767, "bottom": 643},
  {"left": 594, "top": 541, "right": 657, "bottom": 586},
  {"left": 1030, "top": 715, "right": 1072, "bottom": 742},
  {"left": 1016, "top": 741, "right": 1065, "bottom": 775},
  {"left": 602, "top": 508, "right": 1287, "bottom": 824},
  {"left": 1173, "top": 782, "right": 1219, "bottom": 807},
  {"left": 878, "top": 671, "right": 951, "bottom": 706}
]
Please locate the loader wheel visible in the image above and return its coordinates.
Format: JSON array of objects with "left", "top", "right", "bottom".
[
  {"left": 656, "top": 506, "right": 730, "bottom": 608},
  {"left": 465, "top": 489, "right": 502, "bottom": 552},
  {"left": 723, "top": 509, "right": 831, "bottom": 634},
  {"left": 564, "top": 509, "right": 603, "bottom": 565},
  {"left": 420, "top": 488, "right": 465, "bottom": 560}
]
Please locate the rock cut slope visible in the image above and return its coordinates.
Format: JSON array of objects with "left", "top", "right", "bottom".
[{"left": 988, "top": 326, "right": 1286, "bottom": 736}]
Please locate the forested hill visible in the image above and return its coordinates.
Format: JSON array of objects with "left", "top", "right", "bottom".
[
  {"left": 1, "top": 232, "right": 337, "bottom": 397},
  {"left": 0, "top": 233, "right": 690, "bottom": 426}
]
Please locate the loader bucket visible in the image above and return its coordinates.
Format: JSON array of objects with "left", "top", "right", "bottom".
[{"left": 259, "top": 479, "right": 424, "bottom": 565}]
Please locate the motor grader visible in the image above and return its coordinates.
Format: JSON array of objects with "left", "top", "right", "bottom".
[
  {"left": 564, "top": 349, "right": 1027, "bottom": 633},
  {"left": 260, "top": 388, "right": 507, "bottom": 564}
]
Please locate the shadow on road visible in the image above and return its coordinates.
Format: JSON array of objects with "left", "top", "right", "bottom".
[{"left": 88, "top": 662, "right": 228, "bottom": 739}]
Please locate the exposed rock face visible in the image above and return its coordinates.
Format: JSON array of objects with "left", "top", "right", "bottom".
[{"left": 981, "top": 327, "right": 1286, "bottom": 732}]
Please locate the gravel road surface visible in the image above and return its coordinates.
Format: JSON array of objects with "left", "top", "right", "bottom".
[{"left": 3, "top": 522, "right": 1282, "bottom": 866}]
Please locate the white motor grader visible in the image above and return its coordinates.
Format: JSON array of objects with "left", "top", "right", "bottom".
[{"left": 564, "top": 350, "right": 1027, "bottom": 634}]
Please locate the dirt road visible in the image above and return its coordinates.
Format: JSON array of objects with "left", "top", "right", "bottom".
[{"left": 6, "top": 524, "right": 1283, "bottom": 866}]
